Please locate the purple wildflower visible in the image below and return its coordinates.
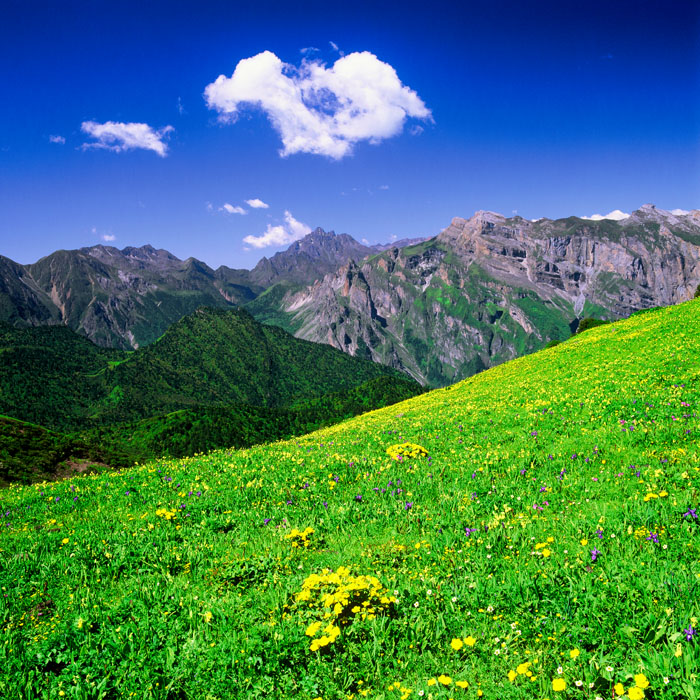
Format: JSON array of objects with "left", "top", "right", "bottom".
[
  {"left": 684, "top": 508, "right": 697, "bottom": 519},
  {"left": 591, "top": 548, "right": 600, "bottom": 562},
  {"left": 404, "top": 502, "right": 413, "bottom": 510},
  {"left": 684, "top": 626, "right": 696, "bottom": 642}
]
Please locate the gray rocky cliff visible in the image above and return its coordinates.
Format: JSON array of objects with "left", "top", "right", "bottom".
[{"left": 259, "top": 206, "right": 700, "bottom": 386}]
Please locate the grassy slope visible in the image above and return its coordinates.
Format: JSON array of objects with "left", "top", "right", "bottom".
[{"left": 1, "top": 301, "right": 698, "bottom": 699}]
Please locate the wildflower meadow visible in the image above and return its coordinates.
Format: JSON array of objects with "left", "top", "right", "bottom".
[{"left": 1, "top": 300, "right": 699, "bottom": 699}]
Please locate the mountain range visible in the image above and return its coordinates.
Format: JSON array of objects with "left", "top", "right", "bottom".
[{"left": 2, "top": 204, "right": 699, "bottom": 386}]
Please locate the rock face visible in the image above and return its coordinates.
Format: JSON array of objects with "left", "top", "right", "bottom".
[
  {"left": 245, "top": 227, "right": 376, "bottom": 287},
  {"left": 3, "top": 206, "right": 699, "bottom": 381},
  {"left": 0, "top": 245, "right": 262, "bottom": 349},
  {"left": 254, "top": 205, "right": 700, "bottom": 386},
  {"left": 0, "top": 229, "right": 392, "bottom": 349}
]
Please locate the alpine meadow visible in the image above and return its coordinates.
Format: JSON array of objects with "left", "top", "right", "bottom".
[
  {"left": 2, "top": 1, "right": 699, "bottom": 699},
  {"left": 1, "top": 300, "right": 698, "bottom": 699}
]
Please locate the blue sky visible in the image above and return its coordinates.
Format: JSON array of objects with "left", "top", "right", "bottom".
[{"left": 1, "top": 0, "right": 698, "bottom": 269}]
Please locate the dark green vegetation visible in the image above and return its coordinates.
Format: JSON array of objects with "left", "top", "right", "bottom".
[
  {"left": 0, "top": 309, "right": 421, "bottom": 482},
  {"left": 81, "top": 376, "right": 421, "bottom": 461},
  {"left": 1, "top": 300, "right": 698, "bottom": 699},
  {"left": 575, "top": 317, "right": 611, "bottom": 334},
  {"left": 0, "top": 416, "right": 132, "bottom": 486}
]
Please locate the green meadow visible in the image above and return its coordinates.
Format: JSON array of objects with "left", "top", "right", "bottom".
[{"left": 1, "top": 301, "right": 698, "bottom": 700}]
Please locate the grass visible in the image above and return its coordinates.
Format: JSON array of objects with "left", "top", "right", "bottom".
[{"left": 1, "top": 300, "right": 699, "bottom": 699}]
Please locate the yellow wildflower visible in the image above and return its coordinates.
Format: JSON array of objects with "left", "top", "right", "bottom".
[
  {"left": 552, "top": 678, "right": 566, "bottom": 692},
  {"left": 634, "top": 674, "right": 649, "bottom": 689}
]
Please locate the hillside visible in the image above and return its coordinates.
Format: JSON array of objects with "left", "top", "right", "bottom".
[
  {"left": 249, "top": 205, "right": 700, "bottom": 385},
  {"left": 0, "top": 415, "right": 132, "bottom": 486},
  {"left": 0, "top": 308, "right": 421, "bottom": 477},
  {"left": 1, "top": 299, "right": 697, "bottom": 698}
]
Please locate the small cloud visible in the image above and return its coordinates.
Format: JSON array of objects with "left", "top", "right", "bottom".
[
  {"left": 379, "top": 184, "right": 389, "bottom": 190},
  {"left": 245, "top": 198, "right": 269, "bottom": 209},
  {"left": 301, "top": 47, "right": 320, "bottom": 56},
  {"left": 177, "top": 97, "right": 186, "bottom": 115},
  {"left": 243, "top": 210, "right": 311, "bottom": 249},
  {"left": 220, "top": 203, "right": 246, "bottom": 214},
  {"left": 329, "top": 41, "right": 341, "bottom": 53},
  {"left": 204, "top": 50, "right": 431, "bottom": 159},
  {"left": 49, "top": 134, "right": 66, "bottom": 144},
  {"left": 102, "top": 233, "right": 116, "bottom": 242},
  {"left": 361, "top": 237, "right": 370, "bottom": 244},
  {"left": 390, "top": 234, "right": 398, "bottom": 241},
  {"left": 581, "top": 209, "right": 629, "bottom": 221},
  {"left": 671, "top": 208, "right": 690, "bottom": 216},
  {"left": 410, "top": 124, "right": 424, "bottom": 136},
  {"left": 205, "top": 202, "right": 214, "bottom": 212},
  {"left": 81, "top": 121, "right": 174, "bottom": 157}
]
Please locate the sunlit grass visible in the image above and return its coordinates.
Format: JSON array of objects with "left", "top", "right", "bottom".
[{"left": 1, "top": 301, "right": 698, "bottom": 699}]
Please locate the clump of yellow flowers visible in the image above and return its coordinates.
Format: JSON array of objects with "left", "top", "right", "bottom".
[
  {"left": 285, "top": 526, "right": 314, "bottom": 548},
  {"left": 294, "top": 566, "right": 396, "bottom": 651},
  {"left": 386, "top": 442, "right": 429, "bottom": 460},
  {"left": 155, "top": 507, "right": 176, "bottom": 520}
]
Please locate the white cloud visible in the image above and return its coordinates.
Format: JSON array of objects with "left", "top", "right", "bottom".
[
  {"left": 204, "top": 50, "right": 431, "bottom": 159},
  {"left": 102, "top": 233, "right": 116, "bottom": 241},
  {"left": 329, "top": 41, "right": 341, "bottom": 53},
  {"left": 581, "top": 209, "right": 630, "bottom": 221},
  {"left": 379, "top": 184, "right": 389, "bottom": 190},
  {"left": 177, "top": 97, "right": 186, "bottom": 115},
  {"left": 671, "top": 208, "right": 690, "bottom": 216},
  {"left": 49, "top": 134, "right": 66, "bottom": 144},
  {"left": 245, "top": 198, "right": 269, "bottom": 209},
  {"left": 243, "top": 210, "right": 311, "bottom": 249},
  {"left": 220, "top": 203, "right": 246, "bottom": 214},
  {"left": 205, "top": 202, "right": 214, "bottom": 212},
  {"left": 361, "top": 237, "right": 370, "bottom": 244},
  {"left": 81, "top": 121, "right": 174, "bottom": 157}
]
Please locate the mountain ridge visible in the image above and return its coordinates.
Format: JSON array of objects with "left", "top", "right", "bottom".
[
  {"left": 252, "top": 204, "right": 700, "bottom": 385},
  {"left": 2, "top": 205, "right": 698, "bottom": 386},
  {"left": 0, "top": 228, "right": 417, "bottom": 348}
]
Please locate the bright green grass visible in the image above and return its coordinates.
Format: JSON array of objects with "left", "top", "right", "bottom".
[{"left": 1, "top": 301, "right": 699, "bottom": 700}]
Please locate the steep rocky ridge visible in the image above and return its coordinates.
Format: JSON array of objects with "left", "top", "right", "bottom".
[
  {"left": 252, "top": 205, "right": 700, "bottom": 386},
  {"left": 0, "top": 229, "right": 388, "bottom": 349}
]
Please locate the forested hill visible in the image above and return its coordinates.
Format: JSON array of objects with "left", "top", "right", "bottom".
[{"left": 0, "top": 307, "right": 422, "bottom": 482}]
